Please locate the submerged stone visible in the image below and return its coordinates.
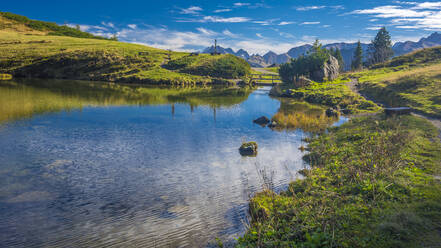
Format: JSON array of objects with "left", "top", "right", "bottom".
[
  {"left": 253, "top": 116, "right": 270, "bottom": 126},
  {"left": 239, "top": 141, "right": 258, "bottom": 156}
]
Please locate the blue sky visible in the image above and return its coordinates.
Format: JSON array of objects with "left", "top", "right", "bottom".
[{"left": 3, "top": 1, "right": 441, "bottom": 54}]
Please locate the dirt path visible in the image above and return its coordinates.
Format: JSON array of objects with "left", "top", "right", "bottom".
[
  {"left": 348, "top": 78, "right": 441, "bottom": 140},
  {"left": 251, "top": 67, "right": 278, "bottom": 75}
]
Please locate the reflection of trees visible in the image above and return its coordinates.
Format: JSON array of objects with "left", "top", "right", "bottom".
[
  {"left": 271, "top": 99, "right": 339, "bottom": 133},
  {"left": 0, "top": 79, "right": 255, "bottom": 123}
]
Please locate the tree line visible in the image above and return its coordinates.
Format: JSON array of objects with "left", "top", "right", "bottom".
[{"left": 279, "top": 27, "right": 394, "bottom": 83}]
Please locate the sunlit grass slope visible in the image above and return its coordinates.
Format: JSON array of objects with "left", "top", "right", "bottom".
[
  {"left": 238, "top": 114, "right": 441, "bottom": 247},
  {"left": 351, "top": 46, "right": 441, "bottom": 118},
  {"left": 0, "top": 13, "right": 250, "bottom": 85}
]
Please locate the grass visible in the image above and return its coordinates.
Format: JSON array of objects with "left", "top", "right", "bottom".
[
  {"left": 0, "top": 13, "right": 251, "bottom": 85},
  {"left": 349, "top": 47, "right": 441, "bottom": 118},
  {"left": 270, "top": 100, "right": 339, "bottom": 133},
  {"left": 0, "top": 79, "right": 254, "bottom": 123},
  {"left": 238, "top": 114, "right": 441, "bottom": 247},
  {"left": 0, "top": 12, "right": 110, "bottom": 40},
  {"left": 273, "top": 77, "right": 381, "bottom": 114},
  {"left": 0, "top": 73, "right": 12, "bottom": 80}
]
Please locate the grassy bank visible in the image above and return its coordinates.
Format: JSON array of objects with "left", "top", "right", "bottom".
[
  {"left": 238, "top": 114, "right": 441, "bottom": 247},
  {"left": 351, "top": 47, "right": 441, "bottom": 118},
  {"left": 270, "top": 100, "right": 339, "bottom": 133},
  {"left": 272, "top": 77, "right": 380, "bottom": 114},
  {"left": 0, "top": 13, "right": 250, "bottom": 85}
]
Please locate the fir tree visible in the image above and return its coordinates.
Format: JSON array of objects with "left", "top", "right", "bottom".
[
  {"left": 334, "top": 48, "right": 344, "bottom": 72},
  {"left": 351, "top": 41, "right": 363, "bottom": 70},
  {"left": 368, "top": 27, "right": 393, "bottom": 65}
]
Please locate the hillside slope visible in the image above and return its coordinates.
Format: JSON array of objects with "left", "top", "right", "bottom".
[
  {"left": 0, "top": 12, "right": 109, "bottom": 39},
  {"left": 0, "top": 13, "right": 250, "bottom": 85},
  {"left": 352, "top": 46, "right": 441, "bottom": 118}
]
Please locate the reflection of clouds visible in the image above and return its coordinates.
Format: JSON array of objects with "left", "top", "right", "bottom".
[{"left": 0, "top": 87, "right": 337, "bottom": 247}]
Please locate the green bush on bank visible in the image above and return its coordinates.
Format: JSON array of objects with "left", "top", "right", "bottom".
[
  {"left": 238, "top": 114, "right": 441, "bottom": 247},
  {"left": 166, "top": 54, "right": 251, "bottom": 79},
  {"left": 278, "top": 77, "right": 380, "bottom": 114}
]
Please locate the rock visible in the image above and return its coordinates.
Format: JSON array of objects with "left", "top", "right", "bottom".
[
  {"left": 253, "top": 116, "right": 270, "bottom": 126},
  {"left": 294, "top": 76, "right": 312, "bottom": 87},
  {"left": 267, "top": 121, "right": 278, "bottom": 128},
  {"left": 239, "top": 141, "right": 258, "bottom": 156},
  {"left": 311, "top": 55, "right": 340, "bottom": 82},
  {"left": 385, "top": 107, "right": 412, "bottom": 116},
  {"left": 325, "top": 108, "right": 339, "bottom": 117},
  {"left": 269, "top": 85, "right": 283, "bottom": 96}
]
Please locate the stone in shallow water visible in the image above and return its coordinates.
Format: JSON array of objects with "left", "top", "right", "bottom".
[
  {"left": 239, "top": 142, "right": 258, "bottom": 156},
  {"left": 253, "top": 116, "right": 270, "bottom": 126}
]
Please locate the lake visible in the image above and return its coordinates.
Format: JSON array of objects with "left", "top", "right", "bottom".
[{"left": 0, "top": 79, "right": 346, "bottom": 247}]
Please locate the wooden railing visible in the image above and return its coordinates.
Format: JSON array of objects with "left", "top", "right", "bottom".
[{"left": 250, "top": 73, "right": 282, "bottom": 85}]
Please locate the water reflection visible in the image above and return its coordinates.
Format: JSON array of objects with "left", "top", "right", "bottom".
[
  {"left": 271, "top": 99, "right": 341, "bottom": 133},
  {"left": 0, "top": 81, "right": 345, "bottom": 247},
  {"left": 0, "top": 79, "right": 253, "bottom": 123}
]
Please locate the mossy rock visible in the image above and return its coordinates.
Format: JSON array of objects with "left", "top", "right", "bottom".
[{"left": 239, "top": 141, "right": 258, "bottom": 156}]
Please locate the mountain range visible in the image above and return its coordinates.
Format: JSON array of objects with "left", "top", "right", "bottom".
[{"left": 202, "top": 32, "right": 441, "bottom": 70}]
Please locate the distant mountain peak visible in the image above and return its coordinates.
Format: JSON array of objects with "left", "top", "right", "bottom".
[{"left": 201, "top": 32, "right": 441, "bottom": 69}]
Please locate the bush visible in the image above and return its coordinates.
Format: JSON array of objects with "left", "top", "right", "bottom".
[
  {"left": 172, "top": 54, "right": 251, "bottom": 79},
  {"left": 279, "top": 40, "right": 332, "bottom": 84}
]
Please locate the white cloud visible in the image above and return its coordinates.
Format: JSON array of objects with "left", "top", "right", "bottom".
[
  {"left": 234, "top": 2, "right": 250, "bottom": 7},
  {"left": 177, "top": 16, "right": 251, "bottom": 23},
  {"left": 352, "top": 5, "right": 431, "bottom": 18},
  {"left": 203, "top": 16, "right": 250, "bottom": 23},
  {"left": 278, "top": 21, "right": 294, "bottom": 25},
  {"left": 214, "top": 8, "right": 232, "bottom": 13},
  {"left": 196, "top": 27, "right": 217, "bottom": 35},
  {"left": 366, "top": 26, "right": 384, "bottom": 30},
  {"left": 412, "top": 2, "right": 441, "bottom": 9},
  {"left": 352, "top": 2, "right": 441, "bottom": 30},
  {"left": 128, "top": 24, "right": 137, "bottom": 29},
  {"left": 101, "top": 22, "right": 115, "bottom": 28},
  {"left": 252, "top": 19, "right": 279, "bottom": 26},
  {"left": 296, "top": 6, "right": 326, "bottom": 11},
  {"left": 322, "top": 25, "right": 331, "bottom": 28},
  {"left": 117, "top": 26, "right": 216, "bottom": 51},
  {"left": 279, "top": 32, "right": 295, "bottom": 38},
  {"left": 181, "top": 6, "right": 203, "bottom": 15},
  {"left": 256, "top": 33, "right": 264, "bottom": 38},
  {"left": 222, "top": 29, "right": 238, "bottom": 38},
  {"left": 300, "top": 21, "right": 320, "bottom": 25}
]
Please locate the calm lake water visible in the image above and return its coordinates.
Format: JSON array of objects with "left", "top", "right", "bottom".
[{"left": 0, "top": 79, "right": 345, "bottom": 247}]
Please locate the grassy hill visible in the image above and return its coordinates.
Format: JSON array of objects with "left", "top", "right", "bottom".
[
  {"left": 236, "top": 46, "right": 441, "bottom": 248},
  {"left": 0, "top": 12, "right": 109, "bottom": 39},
  {"left": 351, "top": 47, "right": 441, "bottom": 118},
  {"left": 0, "top": 12, "right": 250, "bottom": 85}
]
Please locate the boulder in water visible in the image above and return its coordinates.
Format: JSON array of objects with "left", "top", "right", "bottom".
[
  {"left": 253, "top": 116, "right": 270, "bottom": 126},
  {"left": 239, "top": 141, "right": 258, "bottom": 156}
]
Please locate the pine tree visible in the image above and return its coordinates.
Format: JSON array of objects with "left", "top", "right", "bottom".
[
  {"left": 368, "top": 27, "right": 393, "bottom": 65},
  {"left": 351, "top": 41, "right": 363, "bottom": 71},
  {"left": 334, "top": 48, "right": 344, "bottom": 72}
]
